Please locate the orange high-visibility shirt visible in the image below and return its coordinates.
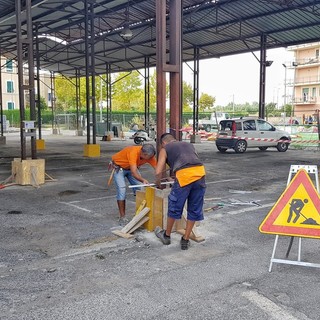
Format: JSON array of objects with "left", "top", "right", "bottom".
[{"left": 112, "top": 146, "right": 157, "bottom": 169}]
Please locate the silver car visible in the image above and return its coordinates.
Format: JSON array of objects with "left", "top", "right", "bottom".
[{"left": 215, "top": 117, "right": 291, "bottom": 153}]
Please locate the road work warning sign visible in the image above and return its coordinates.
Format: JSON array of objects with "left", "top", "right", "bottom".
[{"left": 259, "top": 168, "right": 320, "bottom": 239}]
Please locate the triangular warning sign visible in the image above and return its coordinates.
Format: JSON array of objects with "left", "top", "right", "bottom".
[{"left": 259, "top": 169, "right": 320, "bottom": 239}]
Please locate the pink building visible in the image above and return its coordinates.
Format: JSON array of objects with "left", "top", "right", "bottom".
[{"left": 288, "top": 43, "right": 320, "bottom": 123}]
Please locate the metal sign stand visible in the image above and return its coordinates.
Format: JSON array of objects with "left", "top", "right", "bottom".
[{"left": 269, "top": 165, "right": 320, "bottom": 272}]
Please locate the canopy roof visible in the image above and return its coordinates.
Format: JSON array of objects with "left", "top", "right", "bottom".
[{"left": 1, "top": 0, "right": 320, "bottom": 76}]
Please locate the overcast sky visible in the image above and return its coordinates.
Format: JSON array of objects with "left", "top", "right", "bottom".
[{"left": 183, "top": 47, "right": 295, "bottom": 107}]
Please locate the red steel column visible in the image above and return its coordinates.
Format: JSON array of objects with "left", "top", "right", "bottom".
[
  {"left": 169, "top": 0, "right": 182, "bottom": 140},
  {"left": 156, "top": 0, "right": 167, "bottom": 151},
  {"left": 156, "top": 0, "right": 183, "bottom": 148}
]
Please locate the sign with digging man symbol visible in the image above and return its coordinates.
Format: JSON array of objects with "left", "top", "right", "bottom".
[{"left": 260, "top": 169, "right": 320, "bottom": 239}]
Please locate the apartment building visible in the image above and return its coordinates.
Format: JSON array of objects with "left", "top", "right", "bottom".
[
  {"left": 0, "top": 56, "right": 52, "bottom": 111},
  {"left": 288, "top": 42, "right": 320, "bottom": 123}
]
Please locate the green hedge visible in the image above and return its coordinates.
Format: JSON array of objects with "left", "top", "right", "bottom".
[{"left": 3, "top": 110, "right": 248, "bottom": 127}]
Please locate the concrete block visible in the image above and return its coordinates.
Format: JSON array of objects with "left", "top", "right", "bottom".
[
  {"left": 190, "top": 134, "right": 201, "bottom": 143},
  {"left": 36, "top": 139, "right": 45, "bottom": 150},
  {"left": 83, "top": 144, "right": 100, "bottom": 157}
]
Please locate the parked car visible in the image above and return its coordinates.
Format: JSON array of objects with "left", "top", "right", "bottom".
[{"left": 215, "top": 117, "right": 291, "bottom": 153}]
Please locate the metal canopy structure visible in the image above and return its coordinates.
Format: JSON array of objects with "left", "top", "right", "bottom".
[
  {"left": 1, "top": 0, "right": 320, "bottom": 76},
  {"left": 1, "top": 0, "right": 320, "bottom": 160}
]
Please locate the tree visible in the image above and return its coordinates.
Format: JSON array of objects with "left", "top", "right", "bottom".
[
  {"left": 55, "top": 76, "right": 77, "bottom": 110},
  {"left": 182, "top": 81, "right": 193, "bottom": 112},
  {"left": 199, "top": 93, "right": 215, "bottom": 112},
  {"left": 265, "top": 102, "right": 277, "bottom": 117},
  {"left": 284, "top": 104, "right": 293, "bottom": 116},
  {"left": 39, "top": 96, "right": 48, "bottom": 110},
  {"left": 55, "top": 75, "right": 105, "bottom": 112},
  {"left": 112, "top": 71, "right": 144, "bottom": 111},
  {"left": 148, "top": 71, "right": 170, "bottom": 112}
]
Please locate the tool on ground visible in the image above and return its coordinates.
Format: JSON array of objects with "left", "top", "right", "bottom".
[
  {"left": 204, "top": 204, "right": 223, "bottom": 212},
  {"left": 226, "top": 199, "right": 262, "bottom": 206},
  {"left": 0, "top": 175, "right": 15, "bottom": 189},
  {"left": 228, "top": 189, "right": 252, "bottom": 194}
]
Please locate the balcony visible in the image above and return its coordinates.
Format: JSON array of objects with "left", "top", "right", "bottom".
[
  {"left": 293, "top": 96, "right": 317, "bottom": 105},
  {"left": 285, "top": 76, "right": 320, "bottom": 86},
  {"left": 292, "top": 57, "right": 320, "bottom": 67}
]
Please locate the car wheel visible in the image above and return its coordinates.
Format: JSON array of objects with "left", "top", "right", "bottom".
[
  {"left": 259, "top": 147, "right": 268, "bottom": 151},
  {"left": 234, "top": 140, "right": 247, "bottom": 153},
  {"left": 205, "top": 125, "right": 211, "bottom": 132},
  {"left": 217, "top": 146, "right": 227, "bottom": 153},
  {"left": 277, "top": 139, "right": 289, "bottom": 152}
]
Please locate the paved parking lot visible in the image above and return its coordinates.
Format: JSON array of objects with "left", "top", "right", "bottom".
[{"left": 1, "top": 131, "right": 320, "bottom": 320}]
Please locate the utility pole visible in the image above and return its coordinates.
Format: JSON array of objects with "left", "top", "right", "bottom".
[{"left": 282, "top": 63, "right": 287, "bottom": 106}]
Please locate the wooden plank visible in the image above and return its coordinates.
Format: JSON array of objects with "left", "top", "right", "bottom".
[
  {"left": 135, "top": 190, "right": 145, "bottom": 212},
  {"left": 45, "top": 173, "right": 56, "bottom": 181},
  {"left": 135, "top": 200, "right": 146, "bottom": 215},
  {"left": 128, "top": 216, "right": 149, "bottom": 233},
  {"left": 112, "top": 229, "right": 135, "bottom": 239},
  {"left": 175, "top": 208, "right": 205, "bottom": 242},
  {"left": 144, "top": 187, "right": 155, "bottom": 231},
  {"left": 162, "top": 193, "right": 168, "bottom": 229},
  {"left": 153, "top": 195, "right": 164, "bottom": 229},
  {"left": 121, "top": 207, "right": 150, "bottom": 233},
  {"left": 176, "top": 229, "right": 205, "bottom": 243}
]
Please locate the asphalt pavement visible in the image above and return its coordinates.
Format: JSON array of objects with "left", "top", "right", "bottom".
[{"left": 1, "top": 130, "right": 320, "bottom": 320}]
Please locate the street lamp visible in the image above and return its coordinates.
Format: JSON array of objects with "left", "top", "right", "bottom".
[
  {"left": 282, "top": 63, "right": 287, "bottom": 106},
  {"left": 265, "top": 60, "right": 273, "bottom": 67}
]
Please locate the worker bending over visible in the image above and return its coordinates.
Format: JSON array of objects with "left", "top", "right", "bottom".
[
  {"left": 111, "top": 144, "right": 157, "bottom": 225},
  {"left": 154, "top": 133, "right": 206, "bottom": 250}
]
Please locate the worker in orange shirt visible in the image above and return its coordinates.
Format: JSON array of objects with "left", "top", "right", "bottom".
[{"left": 111, "top": 144, "right": 157, "bottom": 225}]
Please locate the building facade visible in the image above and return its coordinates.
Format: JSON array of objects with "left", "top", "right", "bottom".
[
  {"left": 0, "top": 56, "right": 52, "bottom": 111},
  {"left": 288, "top": 42, "right": 320, "bottom": 123}
]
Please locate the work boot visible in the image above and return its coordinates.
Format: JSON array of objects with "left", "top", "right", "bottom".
[
  {"left": 118, "top": 216, "right": 129, "bottom": 226},
  {"left": 154, "top": 226, "right": 171, "bottom": 245},
  {"left": 180, "top": 236, "right": 190, "bottom": 250}
]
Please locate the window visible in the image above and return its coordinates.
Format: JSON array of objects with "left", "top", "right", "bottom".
[
  {"left": 302, "top": 88, "right": 309, "bottom": 102},
  {"left": 220, "top": 120, "right": 233, "bottom": 131},
  {"left": 48, "top": 92, "right": 52, "bottom": 102},
  {"left": 6, "top": 81, "right": 14, "bottom": 93},
  {"left": 243, "top": 120, "right": 256, "bottom": 130},
  {"left": 235, "top": 122, "right": 242, "bottom": 130},
  {"left": 257, "top": 119, "right": 273, "bottom": 131},
  {"left": 316, "top": 49, "right": 319, "bottom": 58},
  {"left": 7, "top": 102, "right": 14, "bottom": 110},
  {"left": 5, "top": 59, "right": 13, "bottom": 72},
  {"left": 312, "top": 87, "right": 316, "bottom": 98}
]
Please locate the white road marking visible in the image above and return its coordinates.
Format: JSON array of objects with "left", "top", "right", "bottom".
[
  {"left": 228, "top": 203, "right": 274, "bottom": 215},
  {"left": 206, "top": 178, "right": 241, "bottom": 185},
  {"left": 242, "top": 291, "right": 309, "bottom": 320},
  {"left": 68, "top": 195, "right": 115, "bottom": 204},
  {"left": 79, "top": 180, "right": 102, "bottom": 187},
  {"left": 58, "top": 202, "right": 91, "bottom": 212}
]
